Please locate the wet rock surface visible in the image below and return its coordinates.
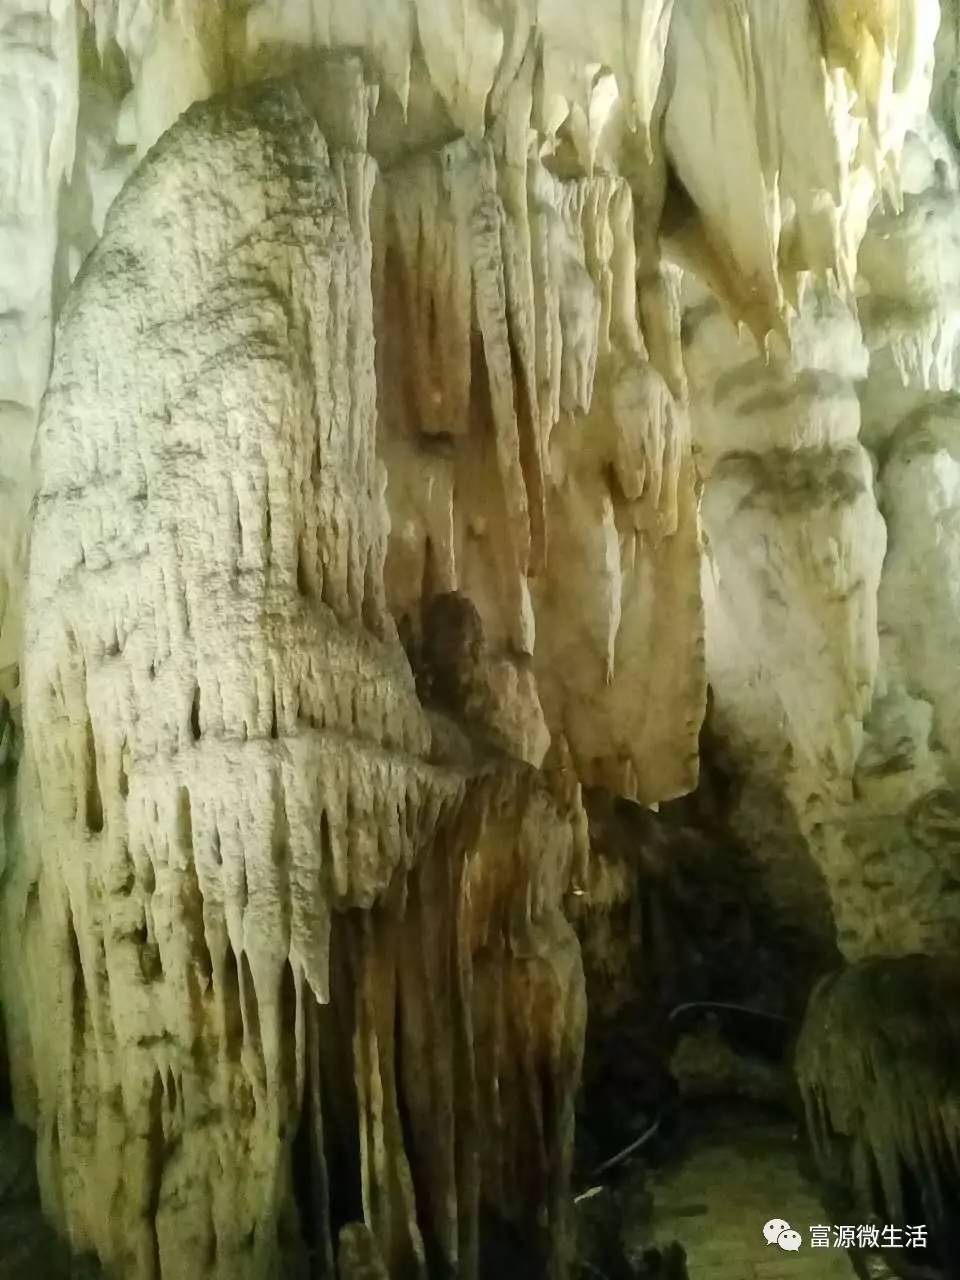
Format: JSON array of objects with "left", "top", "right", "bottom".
[{"left": 0, "top": 1116, "right": 101, "bottom": 1278}]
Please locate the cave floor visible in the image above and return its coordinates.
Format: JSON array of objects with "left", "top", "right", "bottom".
[{"left": 641, "top": 1110, "right": 858, "bottom": 1279}]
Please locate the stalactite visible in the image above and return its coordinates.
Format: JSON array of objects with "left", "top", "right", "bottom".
[
  {"left": 796, "top": 956, "right": 960, "bottom": 1244},
  {"left": 379, "top": 132, "right": 703, "bottom": 800},
  {"left": 1, "top": 78, "right": 588, "bottom": 1280}
]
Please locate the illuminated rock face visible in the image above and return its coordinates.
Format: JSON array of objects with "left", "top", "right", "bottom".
[
  {"left": 1, "top": 2, "right": 960, "bottom": 1278},
  {"left": 687, "top": 48, "right": 960, "bottom": 965},
  {"left": 2, "top": 82, "right": 588, "bottom": 1280}
]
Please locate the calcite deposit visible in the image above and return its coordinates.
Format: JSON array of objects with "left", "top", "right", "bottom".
[
  {"left": 1, "top": 78, "right": 591, "bottom": 1280},
  {"left": 1, "top": 1, "right": 960, "bottom": 1278}
]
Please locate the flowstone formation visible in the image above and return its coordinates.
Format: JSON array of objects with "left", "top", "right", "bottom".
[
  {"left": 1, "top": 83, "right": 587, "bottom": 1280},
  {"left": 376, "top": 131, "right": 703, "bottom": 801},
  {"left": 2, "top": 2, "right": 960, "bottom": 1279},
  {"left": 797, "top": 956, "right": 960, "bottom": 1274}
]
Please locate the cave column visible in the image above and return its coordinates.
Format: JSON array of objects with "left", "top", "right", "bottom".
[{"left": 689, "top": 284, "right": 887, "bottom": 954}]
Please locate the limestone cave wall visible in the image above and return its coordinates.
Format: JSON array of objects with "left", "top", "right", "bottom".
[{"left": 1, "top": 2, "right": 960, "bottom": 1278}]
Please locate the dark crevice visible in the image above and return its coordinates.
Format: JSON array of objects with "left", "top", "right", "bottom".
[
  {"left": 223, "top": 945, "right": 243, "bottom": 1062},
  {"left": 236, "top": 491, "right": 244, "bottom": 563},
  {"left": 291, "top": 1079, "right": 322, "bottom": 1275},
  {"left": 142, "top": 859, "right": 156, "bottom": 896},
  {"left": 421, "top": 535, "right": 436, "bottom": 611},
  {"left": 84, "top": 709, "right": 104, "bottom": 834},
  {"left": 67, "top": 911, "right": 87, "bottom": 1061},
  {"left": 320, "top": 810, "right": 333, "bottom": 870},
  {"left": 316, "top": 919, "right": 363, "bottom": 1241},
  {"left": 272, "top": 782, "right": 289, "bottom": 868},
  {"left": 240, "top": 949, "right": 263, "bottom": 1062},
  {"left": 180, "top": 847, "right": 213, "bottom": 1005},
  {"left": 139, "top": 928, "right": 163, "bottom": 983},
  {"left": 190, "top": 683, "right": 202, "bottom": 740},
  {"left": 118, "top": 861, "right": 135, "bottom": 895},
  {"left": 297, "top": 535, "right": 311, "bottom": 596},
  {"left": 146, "top": 1071, "right": 164, "bottom": 1280},
  {"left": 178, "top": 785, "right": 193, "bottom": 853},
  {"left": 279, "top": 960, "right": 298, "bottom": 1106},
  {"left": 394, "top": 977, "right": 444, "bottom": 1277}
]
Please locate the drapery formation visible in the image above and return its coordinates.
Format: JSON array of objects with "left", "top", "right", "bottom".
[{"left": 1, "top": 85, "right": 588, "bottom": 1279}]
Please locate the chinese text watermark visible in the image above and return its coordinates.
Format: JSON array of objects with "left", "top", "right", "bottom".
[{"left": 762, "top": 1219, "right": 928, "bottom": 1252}]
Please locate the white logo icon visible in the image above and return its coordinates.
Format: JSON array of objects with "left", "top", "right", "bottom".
[{"left": 762, "top": 1219, "right": 803, "bottom": 1251}]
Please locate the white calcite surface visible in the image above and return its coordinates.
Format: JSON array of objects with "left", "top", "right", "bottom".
[
  {"left": 376, "top": 141, "right": 704, "bottom": 801},
  {"left": 2, "top": 2, "right": 960, "bottom": 1278},
  {"left": 2, "top": 80, "right": 589, "bottom": 1280},
  {"left": 0, "top": 0, "right": 78, "bottom": 684},
  {"left": 689, "top": 97, "right": 960, "bottom": 962}
]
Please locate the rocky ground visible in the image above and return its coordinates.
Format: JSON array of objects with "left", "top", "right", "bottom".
[{"left": 573, "top": 1102, "right": 857, "bottom": 1280}]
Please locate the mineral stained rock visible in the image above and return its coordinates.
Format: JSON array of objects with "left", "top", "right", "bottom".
[
  {"left": 796, "top": 955, "right": 960, "bottom": 1270},
  {"left": 1, "top": 82, "right": 587, "bottom": 1280},
  {"left": 1, "top": 2, "right": 960, "bottom": 1279}
]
